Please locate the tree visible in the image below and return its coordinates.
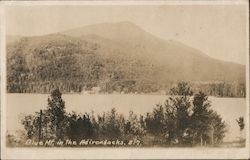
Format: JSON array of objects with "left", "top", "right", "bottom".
[
  {"left": 124, "top": 111, "right": 145, "bottom": 140},
  {"left": 97, "top": 108, "right": 124, "bottom": 140},
  {"left": 236, "top": 117, "right": 244, "bottom": 131},
  {"left": 167, "top": 82, "right": 193, "bottom": 144},
  {"left": 190, "top": 92, "right": 212, "bottom": 145},
  {"left": 190, "top": 92, "right": 226, "bottom": 146},
  {"left": 21, "top": 88, "right": 69, "bottom": 141},
  {"left": 164, "top": 100, "right": 177, "bottom": 145},
  {"left": 208, "top": 110, "right": 226, "bottom": 144},
  {"left": 67, "top": 112, "right": 94, "bottom": 141},
  {"left": 236, "top": 117, "right": 245, "bottom": 140},
  {"left": 46, "top": 88, "right": 68, "bottom": 140},
  {"left": 145, "top": 104, "right": 165, "bottom": 136},
  {"left": 21, "top": 114, "right": 38, "bottom": 139},
  {"left": 163, "top": 83, "right": 226, "bottom": 146}
]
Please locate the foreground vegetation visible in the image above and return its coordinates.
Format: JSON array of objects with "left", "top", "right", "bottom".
[{"left": 7, "top": 82, "right": 229, "bottom": 147}]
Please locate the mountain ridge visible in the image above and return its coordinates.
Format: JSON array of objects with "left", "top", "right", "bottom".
[
  {"left": 7, "top": 21, "right": 245, "bottom": 66},
  {"left": 6, "top": 21, "right": 245, "bottom": 95}
]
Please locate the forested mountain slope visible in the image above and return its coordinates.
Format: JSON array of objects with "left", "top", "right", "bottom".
[{"left": 7, "top": 22, "right": 245, "bottom": 96}]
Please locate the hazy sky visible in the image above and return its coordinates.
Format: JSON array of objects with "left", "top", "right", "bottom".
[{"left": 6, "top": 5, "right": 248, "bottom": 64}]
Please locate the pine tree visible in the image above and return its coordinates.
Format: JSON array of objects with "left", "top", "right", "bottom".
[
  {"left": 190, "top": 91, "right": 226, "bottom": 145},
  {"left": 46, "top": 88, "right": 68, "bottom": 140},
  {"left": 167, "top": 82, "right": 193, "bottom": 144},
  {"left": 190, "top": 92, "right": 211, "bottom": 146}
]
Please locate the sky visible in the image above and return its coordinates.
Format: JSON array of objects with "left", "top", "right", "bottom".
[{"left": 5, "top": 4, "right": 248, "bottom": 65}]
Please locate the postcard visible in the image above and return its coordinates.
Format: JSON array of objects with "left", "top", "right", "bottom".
[{"left": 0, "top": 0, "right": 249, "bottom": 159}]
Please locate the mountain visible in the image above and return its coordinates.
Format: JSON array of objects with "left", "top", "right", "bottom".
[
  {"left": 7, "top": 21, "right": 245, "bottom": 95},
  {"left": 63, "top": 21, "right": 245, "bottom": 82}
]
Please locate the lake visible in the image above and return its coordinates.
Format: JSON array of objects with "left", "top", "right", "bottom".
[{"left": 6, "top": 94, "right": 246, "bottom": 142}]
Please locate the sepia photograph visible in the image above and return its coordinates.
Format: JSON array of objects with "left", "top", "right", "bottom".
[{"left": 1, "top": 0, "right": 249, "bottom": 159}]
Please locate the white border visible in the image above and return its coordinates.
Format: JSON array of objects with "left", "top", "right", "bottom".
[
  {"left": 0, "top": 2, "right": 7, "bottom": 159},
  {"left": 245, "top": 0, "right": 250, "bottom": 158},
  {"left": 0, "top": 0, "right": 249, "bottom": 6},
  {"left": 1, "top": 1, "right": 249, "bottom": 159}
]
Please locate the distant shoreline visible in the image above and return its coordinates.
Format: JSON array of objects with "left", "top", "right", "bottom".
[{"left": 6, "top": 93, "right": 246, "bottom": 98}]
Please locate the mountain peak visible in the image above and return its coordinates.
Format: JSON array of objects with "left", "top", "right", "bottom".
[
  {"left": 113, "top": 21, "right": 139, "bottom": 27},
  {"left": 62, "top": 21, "right": 148, "bottom": 44},
  {"left": 84, "top": 21, "right": 140, "bottom": 28}
]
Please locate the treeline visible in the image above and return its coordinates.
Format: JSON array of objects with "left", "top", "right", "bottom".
[
  {"left": 6, "top": 52, "right": 245, "bottom": 96},
  {"left": 7, "top": 82, "right": 227, "bottom": 147},
  {"left": 192, "top": 82, "right": 246, "bottom": 97},
  {"left": 7, "top": 73, "right": 246, "bottom": 97}
]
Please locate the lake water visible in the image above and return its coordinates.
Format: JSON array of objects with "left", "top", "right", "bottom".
[{"left": 6, "top": 94, "right": 246, "bottom": 142}]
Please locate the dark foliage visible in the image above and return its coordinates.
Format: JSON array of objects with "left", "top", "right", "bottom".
[{"left": 19, "top": 83, "right": 227, "bottom": 147}]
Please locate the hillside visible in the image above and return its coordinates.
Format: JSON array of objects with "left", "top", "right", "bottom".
[
  {"left": 7, "top": 22, "right": 246, "bottom": 96},
  {"left": 63, "top": 22, "right": 245, "bottom": 82}
]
